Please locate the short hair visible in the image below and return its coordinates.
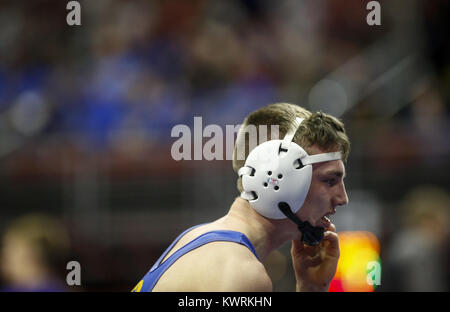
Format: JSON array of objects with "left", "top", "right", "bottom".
[{"left": 232, "top": 103, "right": 350, "bottom": 193}]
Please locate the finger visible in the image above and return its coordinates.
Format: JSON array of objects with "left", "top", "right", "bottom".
[
  {"left": 291, "top": 239, "right": 305, "bottom": 258},
  {"left": 295, "top": 242, "right": 320, "bottom": 258},
  {"left": 322, "top": 231, "right": 340, "bottom": 258},
  {"left": 323, "top": 231, "right": 339, "bottom": 245},
  {"left": 292, "top": 239, "right": 319, "bottom": 259},
  {"left": 325, "top": 223, "right": 336, "bottom": 233}
]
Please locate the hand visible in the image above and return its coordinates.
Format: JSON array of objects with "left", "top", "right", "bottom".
[{"left": 291, "top": 223, "right": 340, "bottom": 292}]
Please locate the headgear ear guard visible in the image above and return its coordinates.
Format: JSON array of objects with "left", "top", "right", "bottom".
[{"left": 238, "top": 117, "right": 342, "bottom": 245}]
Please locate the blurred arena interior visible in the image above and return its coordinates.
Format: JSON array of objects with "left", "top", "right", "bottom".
[{"left": 0, "top": 0, "right": 448, "bottom": 291}]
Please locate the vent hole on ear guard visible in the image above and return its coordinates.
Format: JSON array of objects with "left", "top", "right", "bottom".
[
  {"left": 274, "top": 186, "right": 279, "bottom": 191},
  {"left": 278, "top": 174, "right": 283, "bottom": 179},
  {"left": 263, "top": 182, "right": 268, "bottom": 187},
  {"left": 267, "top": 171, "right": 272, "bottom": 176},
  {"left": 293, "top": 159, "right": 304, "bottom": 169},
  {"left": 278, "top": 142, "right": 288, "bottom": 154},
  {"left": 251, "top": 191, "right": 258, "bottom": 200}
]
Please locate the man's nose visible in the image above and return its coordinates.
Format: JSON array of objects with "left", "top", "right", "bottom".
[{"left": 335, "top": 182, "right": 349, "bottom": 207}]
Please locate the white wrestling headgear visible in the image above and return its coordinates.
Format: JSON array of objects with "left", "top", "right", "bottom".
[{"left": 238, "top": 117, "right": 341, "bottom": 220}]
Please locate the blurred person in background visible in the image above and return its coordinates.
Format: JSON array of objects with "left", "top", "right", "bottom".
[
  {"left": 132, "top": 103, "right": 349, "bottom": 292},
  {"left": 385, "top": 185, "right": 449, "bottom": 291},
  {"left": 0, "top": 214, "right": 71, "bottom": 292}
]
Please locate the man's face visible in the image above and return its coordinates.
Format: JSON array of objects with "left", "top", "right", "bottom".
[{"left": 297, "top": 146, "right": 349, "bottom": 228}]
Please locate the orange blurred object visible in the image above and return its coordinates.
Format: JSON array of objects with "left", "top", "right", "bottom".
[{"left": 329, "top": 231, "right": 381, "bottom": 292}]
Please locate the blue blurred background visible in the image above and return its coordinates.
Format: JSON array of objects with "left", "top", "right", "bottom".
[{"left": 0, "top": 0, "right": 448, "bottom": 291}]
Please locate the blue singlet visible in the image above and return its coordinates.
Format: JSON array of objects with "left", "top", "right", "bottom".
[{"left": 132, "top": 224, "right": 259, "bottom": 292}]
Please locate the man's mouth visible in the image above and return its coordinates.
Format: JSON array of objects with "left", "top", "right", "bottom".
[{"left": 318, "top": 210, "right": 335, "bottom": 228}]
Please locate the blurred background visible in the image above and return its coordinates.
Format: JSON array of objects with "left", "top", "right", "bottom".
[{"left": 0, "top": 0, "right": 448, "bottom": 291}]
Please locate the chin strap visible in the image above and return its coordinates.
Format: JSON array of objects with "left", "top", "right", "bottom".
[{"left": 278, "top": 202, "right": 324, "bottom": 246}]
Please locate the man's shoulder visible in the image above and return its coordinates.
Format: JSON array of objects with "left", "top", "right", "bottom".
[
  {"left": 155, "top": 237, "right": 272, "bottom": 291},
  {"left": 221, "top": 257, "right": 273, "bottom": 292},
  {"left": 202, "top": 243, "right": 272, "bottom": 291}
]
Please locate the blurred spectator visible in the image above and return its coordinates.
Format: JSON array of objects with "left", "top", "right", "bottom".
[
  {"left": 384, "top": 185, "right": 449, "bottom": 291},
  {"left": 409, "top": 77, "right": 450, "bottom": 167},
  {"left": 0, "top": 214, "right": 71, "bottom": 292}
]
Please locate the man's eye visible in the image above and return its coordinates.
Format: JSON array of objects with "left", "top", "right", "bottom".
[{"left": 325, "top": 179, "right": 336, "bottom": 186}]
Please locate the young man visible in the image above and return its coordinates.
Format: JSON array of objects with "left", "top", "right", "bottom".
[{"left": 133, "top": 103, "right": 350, "bottom": 292}]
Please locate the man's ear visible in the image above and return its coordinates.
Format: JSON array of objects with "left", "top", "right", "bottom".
[{"left": 237, "top": 177, "right": 243, "bottom": 194}]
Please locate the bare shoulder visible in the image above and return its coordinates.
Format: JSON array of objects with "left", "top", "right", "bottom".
[
  {"left": 207, "top": 242, "right": 273, "bottom": 292},
  {"left": 222, "top": 256, "right": 273, "bottom": 292}
]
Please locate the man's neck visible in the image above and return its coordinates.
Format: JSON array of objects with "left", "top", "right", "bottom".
[{"left": 219, "top": 197, "right": 299, "bottom": 261}]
